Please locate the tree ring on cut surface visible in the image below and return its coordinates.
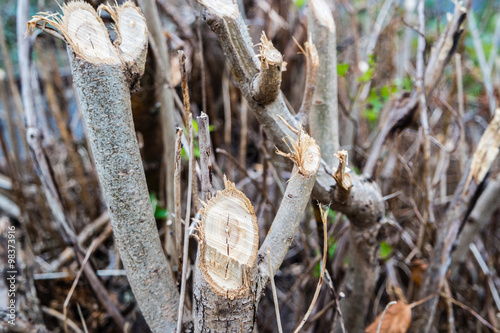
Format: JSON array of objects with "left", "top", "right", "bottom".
[{"left": 199, "top": 178, "right": 258, "bottom": 298}]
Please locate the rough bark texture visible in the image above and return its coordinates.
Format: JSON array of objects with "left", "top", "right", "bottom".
[
  {"left": 307, "top": 0, "right": 339, "bottom": 166},
  {"left": 28, "top": 3, "right": 180, "bottom": 331},
  {"left": 200, "top": 0, "right": 301, "bottom": 151},
  {"left": 258, "top": 164, "right": 318, "bottom": 277},
  {"left": 193, "top": 262, "right": 260, "bottom": 332},
  {"left": 70, "top": 52, "right": 179, "bottom": 333}
]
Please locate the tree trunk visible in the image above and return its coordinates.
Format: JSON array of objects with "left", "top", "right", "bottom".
[{"left": 28, "top": 3, "right": 179, "bottom": 331}]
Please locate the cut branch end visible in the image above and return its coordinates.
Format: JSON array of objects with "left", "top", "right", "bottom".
[
  {"left": 198, "top": 177, "right": 259, "bottom": 298},
  {"left": 276, "top": 122, "right": 321, "bottom": 178},
  {"left": 29, "top": 1, "right": 148, "bottom": 84},
  {"left": 333, "top": 150, "right": 352, "bottom": 203}
]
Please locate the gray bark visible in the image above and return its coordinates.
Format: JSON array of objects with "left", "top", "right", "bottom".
[
  {"left": 70, "top": 52, "right": 179, "bottom": 332},
  {"left": 27, "top": 3, "right": 181, "bottom": 331},
  {"left": 308, "top": 0, "right": 340, "bottom": 166}
]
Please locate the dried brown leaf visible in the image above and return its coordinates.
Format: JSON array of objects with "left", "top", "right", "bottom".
[
  {"left": 365, "top": 302, "right": 412, "bottom": 333},
  {"left": 410, "top": 259, "right": 428, "bottom": 287}
]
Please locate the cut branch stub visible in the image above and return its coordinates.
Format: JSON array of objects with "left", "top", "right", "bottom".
[
  {"left": 199, "top": 178, "right": 259, "bottom": 298},
  {"left": 276, "top": 117, "right": 321, "bottom": 178},
  {"left": 28, "top": 2, "right": 118, "bottom": 64},
  {"left": 27, "top": 1, "right": 147, "bottom": 89},
  {"left": 99, "top": 2, "right": 148, "bottom": 87},
  {"left": 333, "top": 150, "right": 352, "bottom": 204},
  {"left": 250, "top": 32, "right": 285, "bottom": 105}
]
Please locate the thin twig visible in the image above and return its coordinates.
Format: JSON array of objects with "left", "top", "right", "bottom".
[
  {"left": 455, "top": 53, "right": 466, "bottom": 174},
  {"left": 198, "top": 112, "right": 213, "bottom": 202},
  {"left": 469, "top": 242, "right": 500, "bottom": 312},
  {"left": 294, "top": 205, "right": 328, "bottom": 333},
  {"left": 179, "top": 50, "right": 198, "bottom": 213},
  {"left": 439, "top": 292, "right": 500, "bottom": 332},
  {"left": 268, "top": 247, "right": 283, "bottom": 333},
  {"left": 196, "top": 19, "right": 207, "bottom": 114},
  {"left": 280, "top": 255, "right": 321, "bottom": 309},
  {"left": 222, "top": 64, "right": 232, "bottom": 151},
  {"left": 239, "top": 98, "right": 248, "bottom": 168},
  {"left": 174, "top": 128, "right": 183, "bottom": 264},
  {"left": 468, "top": 10, "right": 496, "bottom": 114},
  {"left": 42, "top": 306, "right": 83, "bottom": 333},
  {"left": 442, "top": 281, "right": 456, "bottom": 333},
  {"left": 50, "top": 213, "right": 111, "bottom": 271},
  {"left": 76, "top": 303, "right": 89, "bottom": 333},
  {"left": 179, "top": 51, "right": 191, "bottom": 124},
  {"left": 63, "top": 241, "right": 96, "bottom": 333},
  {"left": 177, "top": 114, "right": 194, "bottom": 333}
]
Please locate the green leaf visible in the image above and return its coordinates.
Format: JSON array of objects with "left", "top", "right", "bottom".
[
  {"left": 293, "top": 0, "right": 307, "bottom": 9},
  {"left": 337, "top": 63, "right": 349, "bottom": 77},
  {"left": 150, "top": 193, "right": 169, "bottom": 219},
  {"left": 155, "top": 208, "right": 168, "bottom": 219},
  {"left": 379, "top": 241, "right": 393, "bottom": 260},
  {"left": 357, "top": 68, "right": 374, "bottom": 83},
  {"left": 350, "top": 165, "right": 360, "bottom": 175},
  {"left": 313, "top": 261, "right": 321, "bottom": 278},
  {"left": 328, "top": 208, "right": 337, "bottom": 221},
  {"left": 150, "top": 193, "right": 159, "bottom": 212},
  {"left": 364, "top": 109, "right": 379, "bottom": 123},
  {"left": 328, "top": 242, "right": 338, "bottom": 259},
  {"left": 181, "top": 147, "right": 189, "bottom": 160},
  {"left": 380, "top": 85, "right": 391, "bottom": 100},
  {"left": 192, "top": 119, "right": 198, "bottom": 133}
]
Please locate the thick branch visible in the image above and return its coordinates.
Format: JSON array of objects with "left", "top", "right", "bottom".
[
  {"left": 307, "top": 0, "right": 340, "bottom": 166},
  {"left": 296, "top": 39, "right": 319, "bottom": 121},
  {"left": 259, "top": 126, "right": 321, "bottom": 279},
  {"left": 200, "top": 0, "right": 298, "bottom": 150},
  {"left": 30, "top": 3, "right": 179, "bottom": 331},
  {"left": 193, "top": 178, "right": 260, "bottom": 332},
  {"left": 199, "top": 0, "right": 341, "bottom": 204}
]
